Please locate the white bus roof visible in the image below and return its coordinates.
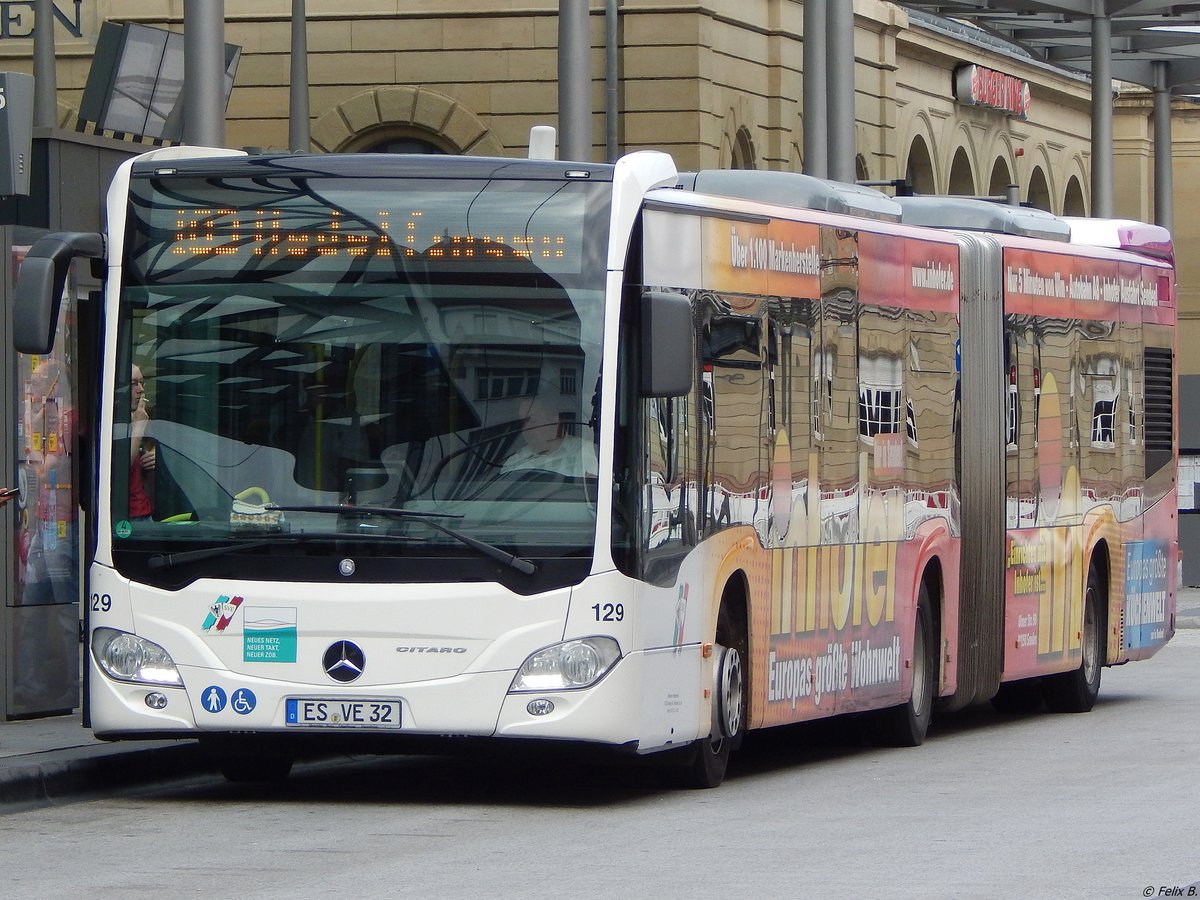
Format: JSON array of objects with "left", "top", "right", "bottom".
[
  {"left": 676, "top": 169, "right": 903, "bottom": 222},
  {"left": 1062, "top": 217, "right": 1173, "bottom": 262},
  {"left": 894, "top": 196, "right": 1071, "bottom": 242}
]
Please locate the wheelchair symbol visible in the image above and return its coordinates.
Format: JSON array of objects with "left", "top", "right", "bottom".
[{"left": 231, "top": 688, "right": 256, "bottom": 715}]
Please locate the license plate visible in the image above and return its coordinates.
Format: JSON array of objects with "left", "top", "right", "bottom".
[{"left": 285, "top": 698, "right": 402, "bottom": 728}]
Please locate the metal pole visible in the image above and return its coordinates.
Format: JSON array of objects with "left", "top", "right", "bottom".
[
  {"left": 1090, "top": 13, "right": 1113, "bottom": 218},
  {"left": 558, "top": 0, "right": 591, "bottom": 162},
  {"left": 826, "top": 0, "right": 855, "bottom": 183},
  {"left": 32, "top": 0, "right": 56, "bottom": 129},
  {"left": 604, "top": 0, "right": 619, "bottom": 162},
  {"left": 1153, "top": 61, "right": 1174, "bottom": 233},
  {"left": 803, "top": 0, "right": 827, "bottom": 178},
  {"left": 183, "top": 0, "right": 226, "bottom": 148},
  {"left": 289, "top": 0, "right": 310, "bottom": 153}
]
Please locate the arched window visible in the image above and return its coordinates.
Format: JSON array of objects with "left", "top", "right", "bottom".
[
  {"left": 949, "top": 147, "right": 974, "bottom": 196},
  {"left": 989, "top": 157, "right": 1013, "bottom": 199},
  {"left": 1027, "top": 167, "right": 1052, "bottom": 212},
  {"left": 856, "top": 155, "right": 870, "bottom": 182},
  {"left": 364, "top": 136, "right": 447, "bottom": 154},
  {"left": 732, "top": 127, "right": 757, "bottom": 170},
  {"left": 1063, "top": 176, "right": 1086, "bottom": 216},
  {"left": 906, "top": 135, "right": 935, "bottom": 195},
  {"left": 312, "top": 87, "right": 503, "bottom": 157}
]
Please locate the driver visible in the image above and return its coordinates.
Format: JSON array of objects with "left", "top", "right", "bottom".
[{"left": 499, "top": 393, "right": 597, "bottom": 479}]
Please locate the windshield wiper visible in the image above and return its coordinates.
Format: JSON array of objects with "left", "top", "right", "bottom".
[
  {"left": 147, "top": 536, "right": 301, "bottom": 570},
  {"left": 265, "top": 503, "right": 538, "bottom": 575}
]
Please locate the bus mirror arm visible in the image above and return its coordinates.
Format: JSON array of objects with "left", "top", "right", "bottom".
[
  {"left": 640, "top": 290, "right": 694, "bottom": 399},
  {"left": 14, "top": 232, "right": 104, "bottom": 355}
]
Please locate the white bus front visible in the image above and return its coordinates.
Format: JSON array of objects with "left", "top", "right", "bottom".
[{"left": 79, "top": 150, "right": 690, "bottom": 778}]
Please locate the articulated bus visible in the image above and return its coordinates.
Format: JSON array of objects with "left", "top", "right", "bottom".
[{"left": 14, "top": 144, "right": 1176, "bottom": 787}]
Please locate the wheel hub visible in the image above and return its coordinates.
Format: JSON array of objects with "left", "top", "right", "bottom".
[{"left": 714, "top": 645, "right": 743, "bottom": 739}]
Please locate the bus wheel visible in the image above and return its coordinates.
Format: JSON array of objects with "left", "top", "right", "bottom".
[
  {"left": 202, "top": 737, "right": 294, "bottom": 783},
  {"left": 1043, "top": 563, "right": 1103, "bottom": 713},
  {"left": 876, "top": 584, "right": 935, "bottom": 747},
  {"left": 681, "top": 643, "right": 741, "bottom": 788},
  {"left": 990, "top": 678, "right": 1044, "bottom": 714},
  {"left": 677, "top": 605, "right": 745, "bottom": 789}
]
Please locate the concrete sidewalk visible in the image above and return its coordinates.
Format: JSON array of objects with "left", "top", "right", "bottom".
[
  {"left": 3, "top": 588, "right": 1199, "bottom": 809},
  {"left": 0, "top": 715, "right": 209, "bottom": 808}
]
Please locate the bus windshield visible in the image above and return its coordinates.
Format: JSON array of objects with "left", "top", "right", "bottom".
[{"left": 109, "top": 169, "right": 611, "bottom": 583}]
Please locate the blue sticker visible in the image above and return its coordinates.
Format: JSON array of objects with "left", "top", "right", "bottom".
[
  {"left": 201, "top": 685, "right": 227, "bottom": 713},
  {"left": 1123, "top": 540, "right": 1169, "bottom": 649},
  {"left": 231, "top": 688, "right": 256, "bottom": 715},
  {"left": 243, "top": 607, "right": 298, "bottom": 663}
]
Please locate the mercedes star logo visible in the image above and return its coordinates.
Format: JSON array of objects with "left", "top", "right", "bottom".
[{"left": 323, "top": 640, "right": 366, "bottom": 683}]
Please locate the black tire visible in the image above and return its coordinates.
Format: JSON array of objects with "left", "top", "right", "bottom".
[
  {"left": 217, "top": 754, "right": 294, "bottom": 783},
  {"left": 678, "top": 720, "right": 732, "bottom": 790},
  {"left": 990, "top": 678, "right": 1044, "bottom": 714},
  {"left": 1043, "top": 562, "right": 1103, "bottom": 713},
  {"left": 202, "top": 737, "right": 295, "bottom": 783},
  {"left": 676, "top": 600, "right": 745, "bottom": 789},
  {"left": 876, "top": 583, "right": 935, "bottom": 747}
]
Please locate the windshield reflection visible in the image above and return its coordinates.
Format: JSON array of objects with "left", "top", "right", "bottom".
[{"left": 111, "top": 173, "right": 608, "bottom": 566}]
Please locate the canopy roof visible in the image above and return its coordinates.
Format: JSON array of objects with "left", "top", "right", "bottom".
[{"left": 902, "top": 2, "right": 1200, "bottom": 92}]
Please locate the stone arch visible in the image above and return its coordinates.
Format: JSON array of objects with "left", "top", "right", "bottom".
[
  {"left": 905, "top": 132, "right": 936, "bottom": 195},
  {"left": 731, "top": 126, "right": 757, "bottom": 170},
  {"left": 1021, "top": 145, "right": 1058, "bottom": 211},
  {"left": 987, "top": 133, "right": 1023, "bottom": 195},
  {"left": 899, "top": 111, "right": 940, "bottom": 194},
  {"left": 1062, "top": 155, "right": 1089, "bottom": 215},
  {"left": 988, "top": 156, "right": 1013, "bottom": 199},
  {"left": 1027, "top": 166, "right": 1052, "bottom": 212},
  {"left": 719, "top": 97, "right": 758, "bottom": 170},
  {"left": 1063, "top": 175, "right": 1087, "bottom": 216},
  {"left": 311, "top": 86, "right": 504, "bottom": 156},
  {"left": 948, "top": 146, "right": 975, "bottom": 196},
  {"left": 944, "top": 121, "right": 984, "bottom": 196}
]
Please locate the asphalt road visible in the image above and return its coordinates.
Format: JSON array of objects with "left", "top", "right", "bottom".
[{"left": 4, "top": 632, "right": 1199, "bottom": 899}]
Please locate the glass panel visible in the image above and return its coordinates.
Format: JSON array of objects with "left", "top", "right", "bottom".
[
  {"left": 13, "top": 236, "right": 79, "bottom": 608},
  {"left": 111, "top": 175, "right": 610, "bottom": 569}
]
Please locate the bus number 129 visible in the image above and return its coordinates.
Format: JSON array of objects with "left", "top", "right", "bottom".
[{"left": 593, "top": 603, "right": 625, "bottom": 622}]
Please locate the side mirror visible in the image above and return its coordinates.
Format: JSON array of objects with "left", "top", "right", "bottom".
[
  {"left": 640, "top": 290, "right": 694, "bottom": 398},
  {"left": 14, "top": 232, "right": 104, "bottom": 354}
]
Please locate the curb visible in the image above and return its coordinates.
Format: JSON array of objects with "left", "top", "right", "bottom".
[{"left": 0, "top": 740, "right": 210, "bottom": 809}]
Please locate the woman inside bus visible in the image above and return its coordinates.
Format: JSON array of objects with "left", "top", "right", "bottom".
[{"left": 129, "top": 364, "right": 156, "bottom": 519}]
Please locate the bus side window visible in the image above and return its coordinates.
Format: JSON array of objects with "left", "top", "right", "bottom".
[
  {"left": 648, "top": 397, "right": 674, "bottom": 485},
  {"left": 702, "top": 306, "right": 765, "bottom": 536},
  {"left": 644, "top": 392, "right": 697, "bottom": 583}
]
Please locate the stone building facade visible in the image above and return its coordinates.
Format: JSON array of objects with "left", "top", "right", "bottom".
[{"left": 0, "top": 0, "right": 1192, "bottom": 350}]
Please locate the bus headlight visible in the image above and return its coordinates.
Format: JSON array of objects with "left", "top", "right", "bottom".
[
  {"left": 509, "top": 637, "right": 621, "bottom": 692},
  {"left": 92, "top": 628, "right": 182, "bottom": 686}
]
